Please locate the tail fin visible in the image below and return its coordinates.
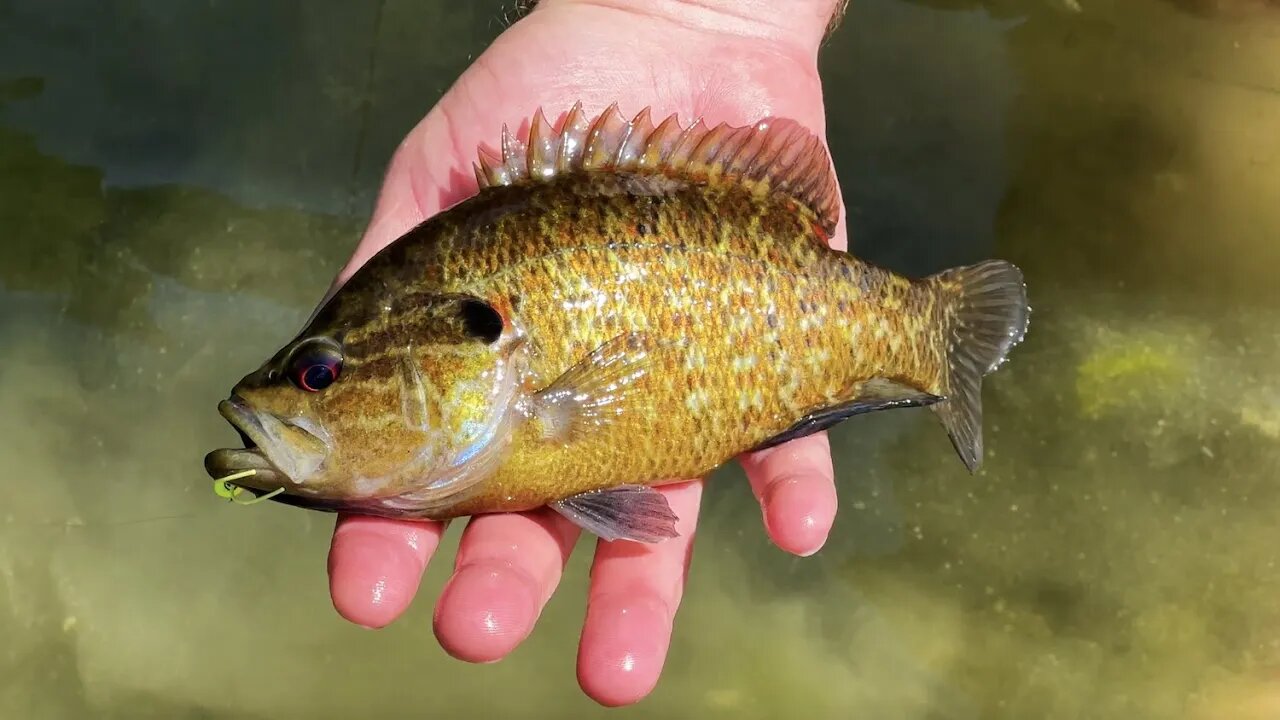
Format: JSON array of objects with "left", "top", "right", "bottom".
[{"left": 927, "top": 259, "right": 1030, "bottom": 472}]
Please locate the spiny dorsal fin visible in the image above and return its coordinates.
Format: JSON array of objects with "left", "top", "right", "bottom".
[{"left": 473, "top": 101, "right": 840, "bottom": 234}]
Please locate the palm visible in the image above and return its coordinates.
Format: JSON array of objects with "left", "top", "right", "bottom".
[{"left": 326, "top": 1, "right": 843, "bottom": 707}]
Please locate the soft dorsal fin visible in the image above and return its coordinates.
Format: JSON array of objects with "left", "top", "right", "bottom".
[{"left": 473, "top": 101, "right": 840, "bottom": 234}]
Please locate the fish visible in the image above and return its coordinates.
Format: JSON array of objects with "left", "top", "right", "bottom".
[{"left": 203, "top": 101, "right": 1030, "bottom": 543}]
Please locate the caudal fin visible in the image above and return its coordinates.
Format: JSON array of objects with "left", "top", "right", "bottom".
[{"left": 927, "top": 259, "right": 1030, "bottom": 472}]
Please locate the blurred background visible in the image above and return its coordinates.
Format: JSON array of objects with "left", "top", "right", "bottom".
[{"left": 1, "top": 0, "right": 1278, "bottom": 717}]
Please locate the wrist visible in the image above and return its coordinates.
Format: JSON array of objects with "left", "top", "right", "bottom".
[{"left": 530, "top": 0, "right": 846, "bottom": 54}]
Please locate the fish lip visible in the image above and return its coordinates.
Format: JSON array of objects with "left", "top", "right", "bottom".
[
  {"left": 204, "top": 397, "right": 285, "bottom": 487},
  {"left": 218, "top": 396, "right": 266, "bottom": 447},
  {"left": 203, "top": 447, "right": 282, "bottom": 486},
  {"left": 206, "top": 395, "right": 331, "bottom": 492}
]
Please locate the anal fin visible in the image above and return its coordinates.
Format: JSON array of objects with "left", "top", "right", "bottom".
[
  {"left": 751, "top": 378, "right": 942, "bottom": 452},
  {"left": 550, "top": 485, "right": 680, "bottom": 543}
]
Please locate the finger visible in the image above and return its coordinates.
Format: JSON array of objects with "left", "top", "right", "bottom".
[
  {"left": 576, "top": 481, "right": 702, "bottom": 707},
  {"left": 327, "top": 513, "right": 444, "bottom": 629},
  {"left": 739, "top": 431, "right": 837, "bottom": 557},
  {"left": 432, "top": 509, "right": 580, "bottom": 663}
]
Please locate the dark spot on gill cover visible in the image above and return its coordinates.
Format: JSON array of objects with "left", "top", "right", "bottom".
[{"left": 459, "top": 298, "right": 504, "bottom": 344}]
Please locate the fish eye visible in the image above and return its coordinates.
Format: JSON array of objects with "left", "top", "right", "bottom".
[{"left": 287, "top": 340, "right": 343, "bottom": 393}]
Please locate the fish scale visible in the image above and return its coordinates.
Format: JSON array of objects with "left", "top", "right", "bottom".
[{"left": 412, "top": 176, "right": 915, "bottom": 513}]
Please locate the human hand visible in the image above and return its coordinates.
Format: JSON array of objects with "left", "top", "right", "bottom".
[{"left": 325, "top": 0, "right": 848, "bottom": 706}]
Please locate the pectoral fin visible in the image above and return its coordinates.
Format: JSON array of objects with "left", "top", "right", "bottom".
[
  {"left": 751, "top": 378, "right": 942, "bottom": 452},
  {"left": 550, "top": 485, "right": 680, "bottom": 543},
  {"left": 528, "top": 333, "right": 656, "bottom": 443}
]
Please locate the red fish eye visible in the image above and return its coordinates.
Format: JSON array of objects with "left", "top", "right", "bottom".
[{"left": 288, "top": 341, "right": 343, "bottom": 392}]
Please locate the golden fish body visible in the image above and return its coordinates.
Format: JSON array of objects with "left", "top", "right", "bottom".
[
  {"left": 205, "top": 103, "right": 1029, "bottom": 542},
  {"left": 432, "top": 174, "right": 933, "bottom": 515}
]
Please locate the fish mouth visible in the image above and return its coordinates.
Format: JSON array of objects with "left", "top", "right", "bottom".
[
  {"left": 203, "top": 397, "right": 292, "bottom": 492},
  {"left": 205, "top": 396, "right": 343, "bottom": 511}
]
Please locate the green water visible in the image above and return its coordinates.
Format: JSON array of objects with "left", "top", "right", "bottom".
[{"left": 2, "top": 1, "right": 1279, "bottom": 717}]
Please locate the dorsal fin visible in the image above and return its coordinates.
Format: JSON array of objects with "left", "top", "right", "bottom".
[{"left": 472, "top": 101, "right": 840, "bottom": 234}]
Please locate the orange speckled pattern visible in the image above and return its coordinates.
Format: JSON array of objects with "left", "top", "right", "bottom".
[{"left": 359, "top": 171, "right": 950, "bottom": 517}]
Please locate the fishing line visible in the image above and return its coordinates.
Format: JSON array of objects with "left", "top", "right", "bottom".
[{"left": 213, "top": 469, "right": 285, "bottom": 506}]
